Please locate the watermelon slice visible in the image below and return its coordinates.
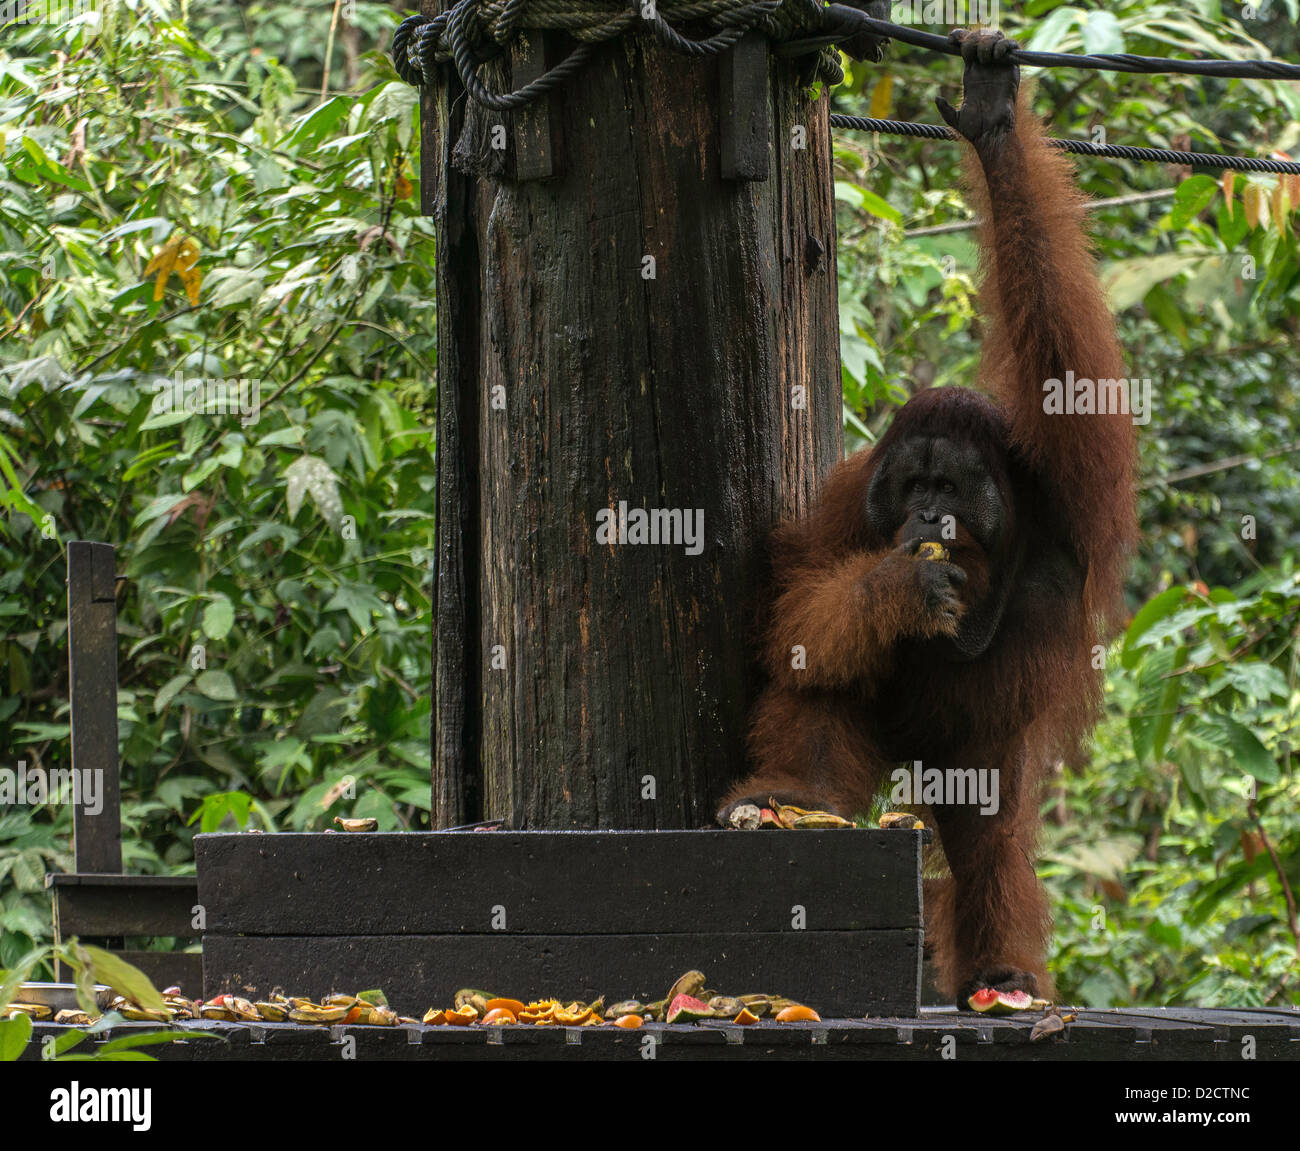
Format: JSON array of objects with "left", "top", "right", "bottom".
[
  {"left": 967, "top": 988, "right": 1034, "bottom": 1014},
  {"left": 666, "top": 994, "right": 715, "bottom": 1024}
]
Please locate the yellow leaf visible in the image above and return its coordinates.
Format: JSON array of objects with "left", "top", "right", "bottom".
[
  {"left": 867, "top": 73, "right": 893, "bottom": 120},
  {"left": 1272, "top": 182, "right": 1290, "bottom": 235},
  {"left": 144, "top": 237, "right": 182, "bottom": 302},
  {"left": 1220, "top": 170, "right": 1233, "bottom": 219},
  {"left": 1242, "top": 183, "right": 1266, "bottom": 231},
  {"left": 145, "top": 235, "right": 201, "bottom": 305}
]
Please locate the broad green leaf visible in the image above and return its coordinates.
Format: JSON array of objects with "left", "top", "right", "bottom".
[
  {"left": 202, "top": 597, "right": 235, "bottom": 641},
  {"left": 1189, "top": 714, "right": 1280, "bottom": 783},
  {"left": 154, "top": 674, "right": 192, "bottom": 714},
  {"left": 96, "top": 1030, "right": 202, "bottom": 1054},
  {"left": 131, "top": 493, "right": 190, "bottom": 529},
  {"left": 1103, "top": 253, "right": 1204, "bottom": 311},
  {"left": 285, "top": 97, "right": 350, "bottom": 149},
  {"left": 285, "top": 455, "right": 343, "bottom": 529},
  {"left": 1121, "top": 587, "right": 1188, "bottom": 668},
  {"left": 0, "top": 946, "right": 47, "bottom": 1015},
  {"left": 1025, "top": 6, "right": 1083, "bottom": 53},
  {"left": 0, "top": 1014, "right": 32, "bottom": 1061},
  {"left": 835, "top": 180, "right": 902, "bottom": 224},
  {"left": 183, "top": 457, "right": 221, "bottom": 492},
  {"left": 1129, "top": 645, "right": 1184, "bottom": 765},
  {"left": 195, "top": 669, "right": 238, "bottom": 701},
  {"left": 1080, "top": 10, "right": 1124, "bottom": 54},
  {"left": 1166, "top": 175, "right": 1220, "bottom": 230},
  {"left": 74, "top": 945, "right": 165, "bottom": 1013}
]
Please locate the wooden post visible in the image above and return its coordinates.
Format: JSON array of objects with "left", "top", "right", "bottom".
[
  {"left": 429, "top": 19, "right": 842, "bottom": 829},
  {"left": 67, "top": 540, "right": 122, "bottom": 874}
]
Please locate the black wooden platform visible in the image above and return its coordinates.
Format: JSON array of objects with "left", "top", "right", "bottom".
[
  {"left": 21, "top": 1007, "right": 1300, "bottom": 1061},
  {"left": 196, "top": 829, "right": 926, "bottom": 1017}
]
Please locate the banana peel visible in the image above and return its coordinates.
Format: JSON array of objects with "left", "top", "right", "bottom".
[
  {"left": 288, "top": 1003, "right": 351, "bottom": 1024},
  {"left": 791, "top": 812, "right": 855, "bottom": 828},
  {"left": 333, "top": 817, "right": 379, "bottom": 832},
  {"left": 769, "top": 798, "right": 853, "bottom": 829},
  {"left": 879, "top": 811, "right": 925, "bottom": 831},
  {"left": 665, "top": 970, "right": 707, "bottom": 1004}
]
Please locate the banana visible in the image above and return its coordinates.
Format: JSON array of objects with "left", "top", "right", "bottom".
[
  {"left": 333, "top": 817, "right": 379, "bottom": 832},
  {"left": 791, "top": 812, "right": 854, "bottom": 828},
  {"left": 879, "top": 812, "right": 925, "bottom": 830},
  {"left": 287, "top": 1004, "right": 351, "bottom": 1024}
]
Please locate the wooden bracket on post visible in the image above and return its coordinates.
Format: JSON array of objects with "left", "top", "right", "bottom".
[
  {"left": 67, "top": 541, "right": 122, "bottom": 876},
  {"left": 720, "top": 31, "right": 770, "bottom": 181},
  {"left": 510, "top": 30, "right": 557, "bottom": 180},
  {"left": 420, "top": 85, "right": 439, "bottom": 216}
]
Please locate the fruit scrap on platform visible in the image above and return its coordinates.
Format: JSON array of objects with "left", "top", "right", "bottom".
[
  {"left": 417, "top": 971, "right": 821, "bottom": 1027},
  {"left": 34, "top": 973, "right": 822, "bottom": 1030},
  {"left": 967, "top": 988, "right": 1035, "bottom": 1015},
  {"left": 768, "top": 798, "right": 854, "bottom": 829},
  {"left": 878, "top": 811, "right": 925, "bottom": 830}
]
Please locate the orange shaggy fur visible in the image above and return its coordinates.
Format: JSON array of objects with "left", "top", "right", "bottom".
[{"left": 725, "top": 97, "right": 1138, "bottom": 1002}]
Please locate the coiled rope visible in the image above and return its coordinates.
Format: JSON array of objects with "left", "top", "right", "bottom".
[
  {"left": 391, "top": 1, "right": 1300, "bottom": 172},
  {"left": 393, "top": 0, "right": 1300, "bottom": 108}
]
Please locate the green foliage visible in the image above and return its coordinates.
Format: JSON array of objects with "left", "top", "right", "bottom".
[
  {"left": 0, "top": 0, "right": 434, "bottom": 962},
  {"left": 1044, "top": 570, "right": 1300, "bottom": 1005},
  {"left": 0, "top": 940, "right": 204, "bottom": 1059}
]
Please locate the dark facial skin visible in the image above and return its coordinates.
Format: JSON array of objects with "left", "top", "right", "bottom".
[{"left": 866, "top": 435, "right": 1005, "bottom": 552}]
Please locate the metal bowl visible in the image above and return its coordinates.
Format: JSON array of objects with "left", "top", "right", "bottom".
[{"left": 15, "top": 983, "right": 113, "bottom": 1011}]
